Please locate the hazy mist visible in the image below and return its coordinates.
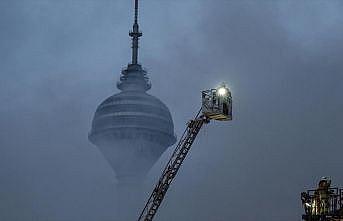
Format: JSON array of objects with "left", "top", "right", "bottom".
[{"left": 0, "top": 1, "right": 342, "bottom": 220}]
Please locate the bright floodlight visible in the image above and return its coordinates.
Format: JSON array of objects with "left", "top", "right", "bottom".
[{"left": 217, "top": 87, "right": 227, "bottom": 96}]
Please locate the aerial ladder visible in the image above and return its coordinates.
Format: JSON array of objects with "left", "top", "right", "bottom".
[{"left": 138, "top": 84, "right": 233, "bottom": 221}]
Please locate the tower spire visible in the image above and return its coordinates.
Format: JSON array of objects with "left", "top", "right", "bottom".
[
  {"left": 118, "top": 0, "right": 150, "bottom": 91},
  {"left": 129, "top": 0, "right": 142, "bottom": 65}
]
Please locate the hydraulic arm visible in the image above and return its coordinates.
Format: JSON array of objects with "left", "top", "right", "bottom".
[
  {"left": 138, "top": 110, "right": 208, "bottom": 221},
  {"left": 138, "top": 84, "right": 232, "bottom": 221}
]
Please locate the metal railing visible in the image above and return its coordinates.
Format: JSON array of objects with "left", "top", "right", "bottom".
[{"left": 302, "top": 187, "right": 343, "bottom": 220}]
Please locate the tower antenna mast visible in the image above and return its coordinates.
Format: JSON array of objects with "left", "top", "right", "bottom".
[{"left": 129, "top": 0, "right": 142, "bottom": 65}]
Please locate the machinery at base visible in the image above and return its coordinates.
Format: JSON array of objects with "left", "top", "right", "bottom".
[
  {"left": 137, "top": 84, "right": 232, "bottom": 221},
  {"left": 301, "top": 178, "right": 343, "bottom": 221}
]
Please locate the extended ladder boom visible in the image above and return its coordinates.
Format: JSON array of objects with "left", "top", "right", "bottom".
[
  {"left": 138, "top": 84, "right": 232, "bottom": 221},
  {"left": 138, "top": 111, "right": 208, "bottom": 221}
]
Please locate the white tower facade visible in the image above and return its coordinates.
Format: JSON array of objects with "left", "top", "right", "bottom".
[{"left": 88, "top": 0, "right": 176, "bottom": 184}]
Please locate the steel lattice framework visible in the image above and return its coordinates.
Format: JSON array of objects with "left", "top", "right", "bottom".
[{"left": 138, "top": 110, "right": 208, "bottom": 221}]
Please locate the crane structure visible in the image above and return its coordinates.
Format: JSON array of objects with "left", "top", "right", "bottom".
[
  {"left": 138, "top": 84, "right": 232, "bottom": 221},
  {"left": 301, "top": 178, "right": 343, "bottom": 221}
]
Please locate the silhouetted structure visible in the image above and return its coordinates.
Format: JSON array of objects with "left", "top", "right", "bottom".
[{"left": 301, "top": 178, "right": 343, "bottom": 221}]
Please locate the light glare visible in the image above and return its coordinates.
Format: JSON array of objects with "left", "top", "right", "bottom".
[{"left": 218, "top": 87, "right": 227, "bottom": 96}]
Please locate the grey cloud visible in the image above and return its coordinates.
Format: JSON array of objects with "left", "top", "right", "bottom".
[{"left": 1, "top": 1, "right": 342, "bottom": 221}]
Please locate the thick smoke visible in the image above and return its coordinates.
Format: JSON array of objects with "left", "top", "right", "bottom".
[{"left": 0, "top": 1, "right": 342, "bottom": 221}]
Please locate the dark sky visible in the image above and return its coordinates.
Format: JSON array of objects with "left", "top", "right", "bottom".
[{"left": 1, "top": 0, "right": 342, "bottom": 221}]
